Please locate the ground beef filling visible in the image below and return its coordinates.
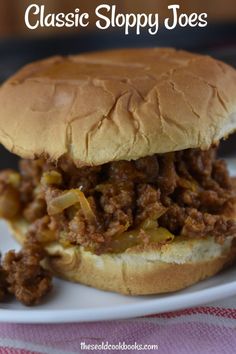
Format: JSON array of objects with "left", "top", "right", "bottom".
[
  {"left": 0, "top": 147, "right": 236, "bottom": 253},
  {"left": 0, "top": 264, "right": 8, "bottom": 301},
  {"left": 0, "top": 244, "right": 52, "bottom": 305},
  {"left": 2, "top": 243, "right": 52, "bottom": 305}
]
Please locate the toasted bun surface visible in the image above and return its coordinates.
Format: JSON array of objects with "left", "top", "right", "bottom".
[
  {"left": 0, "top": 48, "right": 236, "bottom": 166},
  {"left": 8, "top": 218, "right": 236, "bottom": 295}
]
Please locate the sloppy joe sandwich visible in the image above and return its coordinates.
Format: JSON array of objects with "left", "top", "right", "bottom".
[{"left": 0, "top": 48, "right": 236, "bottom": 295}]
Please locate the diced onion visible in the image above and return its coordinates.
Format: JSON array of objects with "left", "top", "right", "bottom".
[
  {"left": 178, "top": 178, "right": 198, "bottom": 192},
  {"left": 110, "top": 227, "right": 174, "bottom": 253},
  {"left": 41, "top": 171, "right": 62, "bottom": 186},
  {"left": 0, "top": 187, "right": 20, "bottom": 219},
  {"left": 59, "top": 231, "right": 72, "bottom": 248},
  {"left": 48, "top": 189, "right": 96, "bottom": 222},
  {"left": 148, "top": 227, "right": 174, "bottom": 243},
  {"left": 76, "top": 190, "right": 96, "bottom": 223},
  {"left": 8, "top": 172, "right": 21, "bottom": 188},
  {"left": 141, "top": 207, "right": 167, "bottom": 230},
  {"left": 48, "top": 190, "right": 79, "bottom": 215},
  {"left": 141, "top": 219, "right": 158, "bottom": 230}
]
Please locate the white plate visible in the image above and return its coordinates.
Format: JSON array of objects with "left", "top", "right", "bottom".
[{"left": 0, "top": 159, "right": 236, "bottom": 323}]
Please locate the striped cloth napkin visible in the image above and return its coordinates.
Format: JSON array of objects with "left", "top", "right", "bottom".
[{"left": 0, "top": 295, "right": 236, "bottom": 354}]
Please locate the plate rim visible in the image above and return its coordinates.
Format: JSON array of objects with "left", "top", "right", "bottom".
[{"left": 1, "top": 279, "right": 236, "bottom": 323}]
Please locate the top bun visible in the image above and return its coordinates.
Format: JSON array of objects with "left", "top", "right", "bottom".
[{"left": 0, "top": 48, "right": 236, "bottom": 166}]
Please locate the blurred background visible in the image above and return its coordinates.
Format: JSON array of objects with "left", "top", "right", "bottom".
[{"left": 0, "top": 0, "right": 235, "bottom": 167}]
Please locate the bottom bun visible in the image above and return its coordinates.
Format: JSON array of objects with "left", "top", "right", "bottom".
[{"left": 8, "top": 218, "right": 236, "bottom": 295}]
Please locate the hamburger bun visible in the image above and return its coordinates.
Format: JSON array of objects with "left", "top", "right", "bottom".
[
  {"left": 0, "top": 48, "right": 236, "bottom": 166},
  {"left": 8, "top": 217, "right": 236, "bottom": 295},
  {"left": 1, "top": 48, "right": 236, "bottom": 296}
]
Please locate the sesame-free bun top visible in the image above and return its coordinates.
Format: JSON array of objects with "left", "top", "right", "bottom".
[{"left": 0, "top": 48, "right": 236, "bottom": 166}]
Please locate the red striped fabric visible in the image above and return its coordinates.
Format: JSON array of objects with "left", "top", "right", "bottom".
[
  {"left": 148, "top": 306, "right": 236, "bottom": 319},
  {"left": 1, "top": 299, "right": 236, "bottom": 354},
  {"left": 0, "top": 349, "right": 38, "bottom": 354}
]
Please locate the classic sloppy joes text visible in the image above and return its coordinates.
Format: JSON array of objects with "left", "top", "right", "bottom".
[{"left": 25, "top": 4, "right": 208, "bottom": 34}]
